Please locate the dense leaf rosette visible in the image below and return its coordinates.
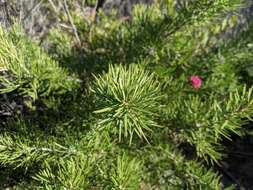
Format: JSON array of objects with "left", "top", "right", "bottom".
[{"left": 91, "top": 64, "right": 161, "bottom": 143}]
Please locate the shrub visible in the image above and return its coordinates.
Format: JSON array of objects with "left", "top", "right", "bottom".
[
  {"left": 0, "top": 0, "right": 253, "bottom": 189},
  {"left": 91, "top": 64, "right": 161, "bottom": 143}
]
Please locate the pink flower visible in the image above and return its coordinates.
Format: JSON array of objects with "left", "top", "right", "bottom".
[{"left": 190, "top": 76, "right": 202, "bottom": 89}]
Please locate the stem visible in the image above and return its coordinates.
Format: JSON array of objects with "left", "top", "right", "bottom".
[{"left": 63, "top": 0, "right": 81, "bottom": 46}]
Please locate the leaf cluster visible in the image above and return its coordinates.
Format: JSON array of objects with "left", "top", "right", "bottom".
[{"left": 0, "top": 0, "right": 253, "bottom": 189}]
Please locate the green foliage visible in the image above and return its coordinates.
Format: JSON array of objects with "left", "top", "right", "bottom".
[
  {"left": 44, "top": 28, "right": 73, "bottom": 64},
  {"left": 108, "top": 154, "right": 142, "bottom": 190},
  {"left": 0, "top": 133, "right": 76, "bottom": 169},
  {"left": 162, "top": 86, "right": 253, "bottom": 163},
  {"left": 91, "top": 64, "right": 161, "bottom": 143},
  {"left": 35, "top": 154, "right": 95, "bottom": 190},
  {"left": 0, "top": 25, "right": 80, "bottom": 106},
  {"left": 142, "top": 144, "right": 224, "bottom": 189},
  {"left": 1, "top": 0, "right": 253, "bottom": 189}
]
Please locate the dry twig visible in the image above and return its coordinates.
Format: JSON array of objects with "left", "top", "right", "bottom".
[{"left": 63, "top": 0, "right": 81, "bottom": 46}]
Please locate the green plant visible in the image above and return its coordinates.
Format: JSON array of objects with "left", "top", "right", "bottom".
[
  {"left": 1, "top": 0, "right": 253, "bottom": 189},
  {"left": 91, "top": 64, "right": 161, "bottom": 143},
  {"left": 0, "top": 25, "right": 80, "bottom": 107}
]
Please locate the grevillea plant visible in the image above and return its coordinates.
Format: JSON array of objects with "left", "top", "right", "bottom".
[
  {"left": 91, "top": 64, "right": 161, "bottom": 143},
  {"left": 0, "top": 0, "right": 253, "bottom": 189}
]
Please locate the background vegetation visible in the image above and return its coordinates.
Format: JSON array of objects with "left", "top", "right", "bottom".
[{"left": 0, "top": 0, "right": 253, "bottom": 189}]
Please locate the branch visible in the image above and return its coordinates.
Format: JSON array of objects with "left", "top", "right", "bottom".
[{"left": 63, "top": 0, "right": 81, "bottom": 46}]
